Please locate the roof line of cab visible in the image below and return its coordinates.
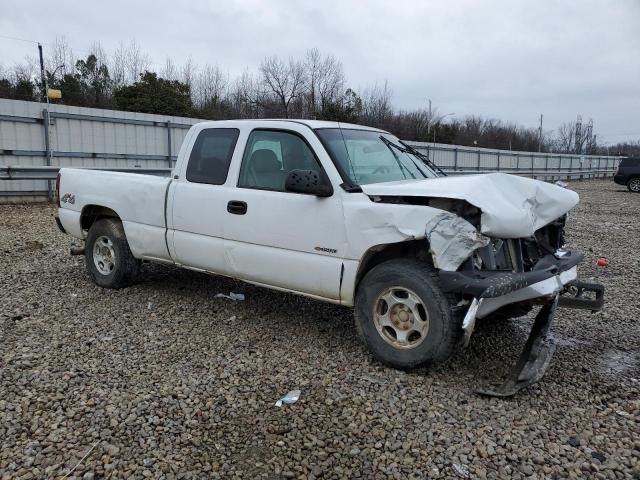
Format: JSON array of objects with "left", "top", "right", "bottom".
[{"left": 194, "top": 118, "right": 390, "bottom": 134}]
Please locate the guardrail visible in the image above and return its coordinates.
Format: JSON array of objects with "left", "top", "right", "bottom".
[
  {"left": 0, "top": 165, "right": 172, "bottom": 180},
  {"left": 0, "top": 165, "right": 616, "bottom": 181}
]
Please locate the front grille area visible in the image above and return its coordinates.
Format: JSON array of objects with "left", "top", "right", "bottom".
[{"left": 465, "top": 216, "right": 567, "bottom": 274}]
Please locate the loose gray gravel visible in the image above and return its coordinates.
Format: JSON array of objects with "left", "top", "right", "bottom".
[{"left": 1, "top": 179, "right": 638, "bottom": 479}]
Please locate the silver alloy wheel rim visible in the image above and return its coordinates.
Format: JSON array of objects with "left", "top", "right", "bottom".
[
  {"left": 373, "top": 287, "right": 430, "bottom": 349},
  {"left": 630, "top": 178, "right": 640, "bottom": 192},
  {"left": 93, "top": 235, "right": 116, "bottom": 275}
]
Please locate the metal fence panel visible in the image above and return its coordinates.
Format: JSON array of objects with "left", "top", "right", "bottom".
[
  {"left": 0, "top": 98, "right": 623, "bottom": 202},
  {"left": 407, "top": 141, "right": 621, "bottom": 182},
  {"left": 0, "top": 99, "right": 201, "bottom": 202}
]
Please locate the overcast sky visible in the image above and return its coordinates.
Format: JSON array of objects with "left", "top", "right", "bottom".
[{"left": 1, "top": 0, "right": 639, "bottom": 143}]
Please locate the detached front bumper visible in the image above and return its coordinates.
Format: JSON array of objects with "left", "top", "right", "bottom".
[
  {"left": 438, "top": 248, "right": 605, "bottom": 397},
  {"left": 438, "top": 249, "right": 603, "bottom": 318}
]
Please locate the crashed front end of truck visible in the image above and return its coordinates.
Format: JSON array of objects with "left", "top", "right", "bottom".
[
  {"left": 431, "top": 205, "right": 603, "bottom": 396},
  {"left": 361, "top": 173, "right": 604, "bottom": 397}
]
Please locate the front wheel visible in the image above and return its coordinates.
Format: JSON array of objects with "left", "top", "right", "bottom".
[
  {"left": 85, "top": 218, "right": 139, "bottom": 288},
  {"left": 628, "top": 177, "right": 640, "bottom": 192},
  {"left": 354, "top": 259, "right": 460, "bottom": 369}
]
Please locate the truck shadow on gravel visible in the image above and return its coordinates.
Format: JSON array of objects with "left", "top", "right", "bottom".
[
  {"left": 137, "top": 262, "right": 360, "bottom": 348},
  {"left": 132, "top": 262, "right": 595, "bottom": 394}
]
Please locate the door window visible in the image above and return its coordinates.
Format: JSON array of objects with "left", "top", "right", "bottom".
[
  {"left": 238, "top": 130, "right": 320, "bottom": 191},
  {"left": 186, "top": 128, "right": 240, "bottom": 185}
]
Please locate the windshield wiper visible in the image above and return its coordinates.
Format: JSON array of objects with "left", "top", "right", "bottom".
[
  {"left": 398, "top": 140, "right": 448, "bottom": 176},
  {"left": 380, "top": 136, "right": 434, "bottom": 179},
  {"left": 380, "top": 135, "right": 438, "bottom": 178},
  {"left": 379, "top": 136, "right": 416, "bottom": 180}
]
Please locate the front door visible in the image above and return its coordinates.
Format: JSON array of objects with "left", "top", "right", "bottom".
[{"left": 223, "top": 128, "right": 346, "bottom": 301}]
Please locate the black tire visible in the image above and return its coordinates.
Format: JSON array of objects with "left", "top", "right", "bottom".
[
  {"left": 85, "top": 218, "right": 139, "bottom": 288},
  {"left": 627, "top": 177, "right": 640, "bottom": 193},
  {"left": 354, "top": 259, "right": 460, "bottom": 369}
]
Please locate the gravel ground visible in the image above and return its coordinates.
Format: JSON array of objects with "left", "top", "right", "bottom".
[{"left": 0, "top": 178, "right": 638, "bottom": 480}]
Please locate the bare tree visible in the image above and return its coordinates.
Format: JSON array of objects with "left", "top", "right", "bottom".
[
  {"left": 260, "top": 56, "right": 306, "bottom": 118},
  {"left": 160, "top": 57, "right": 179, "bottom": 81},
  {"left": 230, "top": 69, "right": 261, "bottom": 118},
  {"left": 181, "top": 55, "right": 196, "bottom": 93},
  {"left": 88, "top": 41, "right": 108, "bottom": 68},
  {"left": 554, "top": 122, "right": 577, "bottom": 154},
  {"left": 194, "top": 64, "right": 227, "bottom": 107},
  {"left": 601, "top": 140, "right": 640, "bottom": 156},
  {"left": 12, "top": 60, "right": 36, "bottom": 83},
  {"left": 46, "top": 36, "right": 76, "bottom": 84},
  {"left": 360, "top": 81, "right": 393, "bottom": 128},
  {"left": 551, "top": 118, "right": 597, "bottom": 154},
  {"left": 113, "top": 40, "right": 151, "bottom": 85},
  {"left": 304, "top": 48, "right": 344, "bottom": 117},
  {"left": 110, "top": 42, "right": 127, "bottom": 87}
]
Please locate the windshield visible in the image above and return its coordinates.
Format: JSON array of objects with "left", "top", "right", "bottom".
[{"left": 316, "top": 128, "right": 438, "bottom": 185}]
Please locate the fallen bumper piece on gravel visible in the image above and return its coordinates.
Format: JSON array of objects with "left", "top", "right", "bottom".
[{"left": 476, "top": 296, "right": 559, "bottom": 398}]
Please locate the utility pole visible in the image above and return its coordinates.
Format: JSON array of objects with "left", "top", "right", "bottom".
[
  {"left": 38, "top": 43, "right": 53, "bottom": 200},
  {"left": 574, "top": 115, "right": 583, "bottom": 154},
  {"left": 38, "top": 43, "right": 48, "bottom": 101},
  {"left": 426, "top": 99, "right": 432, "bottom": 138},
  {"left": 538, "top": 114, "right": 543, "bottom": 152}
]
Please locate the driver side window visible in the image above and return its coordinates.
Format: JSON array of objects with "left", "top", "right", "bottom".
[{"left": 238, "top": 130, "right": 320, "bottom": 191}]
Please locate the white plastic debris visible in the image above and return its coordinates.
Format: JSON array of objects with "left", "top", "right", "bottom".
[
  {"left": 451, "top": 463, "right": 470, "bottom": 478},
  {"left": 215, "top": 292, "right": 245, "bottom": 301},
  {"left": 275, "top": 390, "right": 301, "bottom": 407},
  {"left": 462, "top": 298, "right": 483, "bottom": 347},
  {"left": 555, "top": 180, "right": 568, "bottom": 188}
]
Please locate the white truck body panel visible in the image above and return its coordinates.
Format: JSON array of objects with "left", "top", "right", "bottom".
[
  {"left": 57, "top": 119, "right": 579, "bottom": 309},
  {"left": 58, "top": 169, "right": 171, "bottom": 260}
]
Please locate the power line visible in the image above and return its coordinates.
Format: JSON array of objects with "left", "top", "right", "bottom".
[{"left": 0, "top": 34, "right": 45, "bottom": 45}]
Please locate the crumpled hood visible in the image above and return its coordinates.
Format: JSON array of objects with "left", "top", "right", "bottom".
[{"left": 360, "top": 173, "right": 579, "bottom": 238}]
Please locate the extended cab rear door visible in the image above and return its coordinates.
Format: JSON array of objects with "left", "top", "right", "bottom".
[
  {"left": 168, "top": 125, "right": 241, "bottom": 274},
  {"left": 223, "top": 124, "right": 347, "bottom": 301}
]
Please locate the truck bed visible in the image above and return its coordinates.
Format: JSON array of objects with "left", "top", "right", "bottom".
[{"left": 57, "top": 168, "right": 172, "bottom": 260}]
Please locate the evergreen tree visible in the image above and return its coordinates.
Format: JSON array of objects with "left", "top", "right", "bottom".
[{"left": 113, "top": 71, "right": 192, "bottom": 116}]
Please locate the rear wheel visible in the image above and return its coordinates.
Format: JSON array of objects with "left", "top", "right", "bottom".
[
  {"left": 354, "top": 259, "right": 460, "bottom": 369},
  {"left": 628, "top": 177, "right": 640, "bottom": 192},
  {"left": 85, "top": 218, "right": 139, "bottom": 288}
]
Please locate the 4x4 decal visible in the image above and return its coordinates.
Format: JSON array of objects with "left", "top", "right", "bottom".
[{"left": 61, "top": 193, "right": 75, "bottom": 205}]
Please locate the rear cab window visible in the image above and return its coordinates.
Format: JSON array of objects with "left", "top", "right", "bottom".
[{"left": 186, "top": 128, "right": 240, "bottom": 185}]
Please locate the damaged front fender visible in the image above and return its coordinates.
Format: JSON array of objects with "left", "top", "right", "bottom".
[
  {"left": 425, "top": 211, "right": 490, "bottom": 271},
  {"left": 343, "top": 198, "right": 491, "bottom": 273}
]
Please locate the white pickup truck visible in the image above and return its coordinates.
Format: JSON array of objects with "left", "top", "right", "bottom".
[{"left": 55, "top": 120, "right": 604, "bottom": 396}]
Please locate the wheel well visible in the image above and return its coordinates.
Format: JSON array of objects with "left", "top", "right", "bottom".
[
  {"left": 355, "top": 240, "right": 433, "bottom": 293},
  {"left": 80, "top": 205, "right": 120, "bottom": 232}
]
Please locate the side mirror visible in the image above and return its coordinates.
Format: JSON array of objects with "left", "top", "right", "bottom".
[{"left": 285, "top": 169, "right": 333, "bottom": 197}]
